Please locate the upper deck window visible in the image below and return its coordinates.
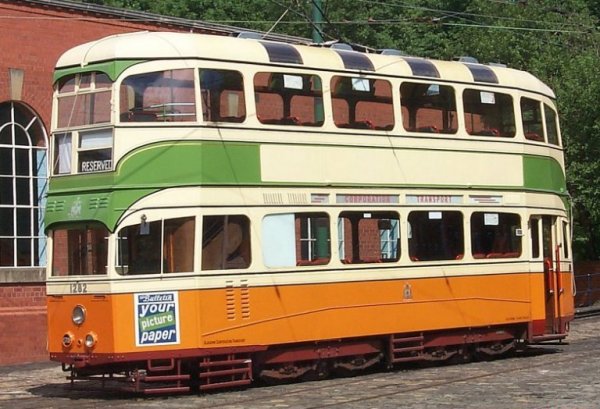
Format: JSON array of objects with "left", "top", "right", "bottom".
[
  {"left": 463, "top": 89, "right": 515, "bottom": 137},
  {"left": 331, "top": 76, "right": 394, "bottom": 131},
  {"left": 120, "top": 69, "right": 196, "bottom": 123},
  {"left": 401, "top": 82, "right": 457, "bottom": 134},
  {"left": 544, "top": 104, "right": 560, "bottom": 146},
  {"left": 200, "top": 69, "right": 246, "bottom": 123},
  {"left": 521, "top": 97, "right": 544, "bottom": 142},
  {"left": 56, "top": 72, "right": 112, "bottom": 129},
  {"left": 254, "top": 72, "right": 324, "bottom": 126}
]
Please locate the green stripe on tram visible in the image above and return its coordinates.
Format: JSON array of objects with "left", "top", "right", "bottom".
[
  {"left": 522, "top": 155, "right": 566, "bottom": 194},
  {"left": 117, "top": 141, "right": 261, "bottom": 186}
]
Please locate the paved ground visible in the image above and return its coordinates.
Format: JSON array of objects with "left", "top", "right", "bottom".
[{"left": 1, "top": 315, "right": 599, "bottom": 409}]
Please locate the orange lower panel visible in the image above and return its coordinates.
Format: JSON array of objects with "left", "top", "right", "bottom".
[{"left": 47, "top": 272, "right": 574, "bottom": 358}]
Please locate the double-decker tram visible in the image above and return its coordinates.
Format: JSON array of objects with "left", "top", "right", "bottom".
[{"left": 46, "top": 31, "right": 574, "bottom": 393}]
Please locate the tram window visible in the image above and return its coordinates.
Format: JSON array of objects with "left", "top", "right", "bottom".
[
  {"left": 544, "top": 104, "right": 560, "bottom": 146},
  {"left": 331, "top": 76, "right": 394, "bottom": 131},
  {"left": 78, "top": 129, "right": 113, "bottom": 173},
  {"left": 51, "top": 224, "right": 108, "bottom": 276},
  {"left": 408, "top": 211, "right": 463, "bottom": 261},
  {"left": 117, "top": 216, "right": 195, "bottom": 275},
  {"left": 200, "top": 69, "right": 246, "bottom": 123},
  {"left": 471, "top": 212, "right": 522, "bottom": 259},
  {"left": 202, "top": 215, "right": 251, "bottom": 270},
  {"left": 400, "top": 82, "right": 458, "bottom": 134},
  {"left": 254, "top": 72, "right": 324, "bottom": 126},
  {"left": 562, "top": 220, "right": 570, "bottom": 259},
  {"left": 297, "top": 213, "right": 330, "bottom": 265},
  {"left": 521, "top": 97, "right": 544, "bottom": 142},
  {"left": 261, "top": 213, "right": 330, "bottom": 267},
  {"left": 463, "top": 89, "right": 515, "bottom": 137},
  {"left": 53, "top": 132, "right": 72, "bottom": 174},
  {"left": 56, "top": 72, "right": 112, "bottom": 128},
  {"left": 119, "top": 69, "right": 196, "bottom": 123},
  {"left": 338, "top": 211, "right": 400, "bottom": 264},
  {"left": 58, "top": 75, "right": 76, "bottom": 93},
  {"left": 530, "top": 218, "right": 540, "bottom": 258}
]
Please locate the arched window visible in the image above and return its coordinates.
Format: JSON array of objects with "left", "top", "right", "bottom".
[{"left": 0, "top": 102, "right": 48, "bottom": 267}]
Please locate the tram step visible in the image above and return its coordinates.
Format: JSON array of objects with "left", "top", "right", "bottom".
[
  {"left": 389, "top": 333, "right": 425, "bottom": 364},
  {"left": 199, "top": 354, "right": 253, "bottom": 391},
  {"left": 199, "top": 378, "right": 252, "bottom": 391}
]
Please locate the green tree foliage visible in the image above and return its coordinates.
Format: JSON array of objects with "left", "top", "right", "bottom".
[{"left": 79, "top": 0, "right": 600, "bottom": 259}]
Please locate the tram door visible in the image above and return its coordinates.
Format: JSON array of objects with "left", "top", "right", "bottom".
[{"left": 531, "top": 215, "right": 564, "bottom": 334}]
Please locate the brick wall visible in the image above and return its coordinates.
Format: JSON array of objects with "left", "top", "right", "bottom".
[{"left": 0, "top": 284, "right": 47, "bottom": 365}]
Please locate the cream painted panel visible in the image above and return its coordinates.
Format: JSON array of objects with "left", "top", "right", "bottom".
[{"left": 260, "top": 145, "right": 523, "bottom": 186}]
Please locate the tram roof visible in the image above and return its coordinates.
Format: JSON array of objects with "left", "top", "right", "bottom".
[{"left": 56, "top": 31, "right": 554, "bottom": 98}]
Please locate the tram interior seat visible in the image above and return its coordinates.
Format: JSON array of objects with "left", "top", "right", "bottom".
[
  {"left": 525, "top": 132, "right": 544, "bottom": 141},
  {"left": 473, "top": 252, "right": 520, "bottom": 259},
  {"left": 120, "top": 110, "right": 158, "bottom": 122},
  {"left": 296, "top": 257, "right": 329, "bottom": 266},
  {"left": 472, "top": 128, "right": 500, "bottom": 136},
  {"left": 217, "top": 116, "right": 245, "bottom": 123},
  {"left": 416, "top": 125, "right": 440, "bottom": 133}
]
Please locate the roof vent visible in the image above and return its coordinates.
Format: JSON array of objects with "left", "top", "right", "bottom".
[
  {"left": 453, "top": 56, "right": 479, "bottom": 64},
  {"left": 488, "top": 62, "right": 507, "bottom": 68},
  {"left": 237, "top": 31, "right": 264, "bottom": 40},
  {"left": 380, "top": 49, "right": 406, "bottom": 56},
  {"left": 330, "top": 43, "right": 353, "bottom": 51}
]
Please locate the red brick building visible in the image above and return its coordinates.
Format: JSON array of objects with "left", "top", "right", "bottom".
[{"left": 0, "top": 0, "right": 303, "bottom": 365}]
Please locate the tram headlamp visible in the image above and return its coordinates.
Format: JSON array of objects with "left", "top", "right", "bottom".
[
  {"left": 72, "top": 305, "right": 86, "bottom": 326},
  {"left": 62, "top": 332, "right": 74, "bottom": 348},
  {"left": 84, "top": 332, "right": 98, "bottom": 349}
]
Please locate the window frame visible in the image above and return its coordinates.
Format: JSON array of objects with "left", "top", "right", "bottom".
[
  {"left": 470, "top": 211, "right": 522, "bottom": 259},
  {"left": 462, "top": 88, "right": 516, "bottom": 138},
  {"left": 407, "top": 210, "right": 464, "bottom": 262},
  {"left": 337, "top": 210, "right": 400, "bottom": 264},
  {"left": 254, "top": 71, "right": 325, "bottom": 127},
  {"left": 330, "top": 75, "right": 395, "bottom": 131},
  {"left": 400, "top": 81, "right": 458, "bottom": 134}
]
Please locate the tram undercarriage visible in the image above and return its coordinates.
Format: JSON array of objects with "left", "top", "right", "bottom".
[{"left": 59, "top": 322, "right": 555, "bottom": 395}]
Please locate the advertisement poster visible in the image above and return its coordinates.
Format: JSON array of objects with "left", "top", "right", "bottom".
[{"left": 134, "top": 291, "right": 180, "bottom": 347}]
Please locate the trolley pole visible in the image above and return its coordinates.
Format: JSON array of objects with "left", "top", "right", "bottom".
[{"left": 312, "top": 0, "right": 324, "bottom": 44}]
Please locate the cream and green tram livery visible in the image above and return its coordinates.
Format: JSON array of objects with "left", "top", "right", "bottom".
[{"left": 46, "top": 31, "right": 574, "bottom": 393}]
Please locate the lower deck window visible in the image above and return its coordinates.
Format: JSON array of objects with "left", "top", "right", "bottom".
[
  {"left": 202, "top": 215, "right": 251, "bottom": 270},
  {"left": 471, "top": 212, "right": 522, "bottom": 259},
  {"left": 338, "top": 211, "right": 400, "bottom": 264},
  {"left": 408, "top": 211, "right": 463, "bottom": 261},
  {"left": 51, "top": 224, "right": 108, "bottom": 276},
  {"left": 262, "top": 212, "right": 330, "bottom": 267},
  {"left": 117, "top": 216, "right": 195, "bottom": 275}
]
